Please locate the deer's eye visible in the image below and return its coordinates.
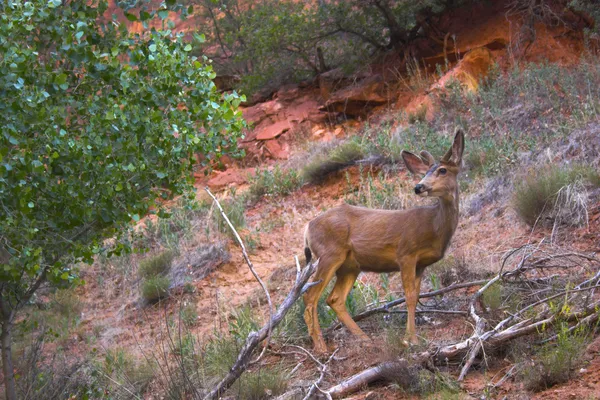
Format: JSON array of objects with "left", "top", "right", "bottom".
[{"left": 438, "top": 168, "right": 447, "bottom": 175}]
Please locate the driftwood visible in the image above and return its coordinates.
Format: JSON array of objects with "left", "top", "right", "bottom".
[{"left": 203, "top": 256, "right": 319, "bottom": 400}]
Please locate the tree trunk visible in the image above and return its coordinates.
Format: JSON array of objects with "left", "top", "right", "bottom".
[{"left": 1, "top": 319, "right": 16, "bottom": 400}]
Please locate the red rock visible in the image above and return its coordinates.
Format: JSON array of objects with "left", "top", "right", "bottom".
[
  {"left": 320, "top": 75, "right": 387, "bottom": 117},
  {"left": 264, "top": 140, "right": 289, "bottom": 159},
  {"left": 207, "top": 168, "right": 254, "bottom": 190},
  {"left": 255, "top": 120, "right": 291, "bottom": 140}
]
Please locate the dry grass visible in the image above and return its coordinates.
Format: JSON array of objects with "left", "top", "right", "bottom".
[{"left": 513, "top": 165, "right": 600, "bottom": 227}]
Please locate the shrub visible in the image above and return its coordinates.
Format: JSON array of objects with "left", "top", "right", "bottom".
[
  {"left": 345, "top": 170, "right": 408, "bottom": 210},
  {"left": 99, "top": 348, "right": 155, "bottom": 398},
  {"left": 138, "top": 250, "right": 175, "bottom": 279},
  {"left": 180, "top": 303, "right": 198, "bottom": 327},
  {"left": 237, "top": 367, "right": 288, "bottom": 400},
  {"left": 249, "top": 166, "right": 303, "bottom": 202},
  {"left": 302, "top": 141, "right": 364, "bottom": 184},
  {"left": 141, "top": 276, "right": 171, "bottom": 302},
  {"left": 212, "top": 189, "right": 247, "bottom": 236},
  {"left": 521, "top": 322, "right": 590, "bottom": 391},
  {"left": 513, "top": 165, "right": 600, "bottom": 226}
]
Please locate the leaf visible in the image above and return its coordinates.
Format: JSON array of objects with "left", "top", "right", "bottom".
[
  {"left": 55, "top": 73, "right": 67, "bottom": 85},
  {"left": 149, "top": 44, "right": 157, "bottom": 52},
  {"left": 28, "top": 202, "right": 34, "bottom": 208},
  {"left": 184, "top": 44, "right": 192, "bottom": 52},
  {"left": 115, "top": 182, "right": 123, "bottom": 191},
  {"left": 125, "top": 12, "right": 138, "bottom": 22},
  {"left": 158, "top": 9, "right": 169, "bottom": 19},
  {"left": 132, "top": 214, "right": 140, "bottom": 222},
  {"left": 75, "top": 31, "right": 84, "bottom": 41}
]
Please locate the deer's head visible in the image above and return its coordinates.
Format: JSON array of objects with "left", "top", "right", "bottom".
[{"left": 401, "top": 129, "right": 465, "bottom": 201}]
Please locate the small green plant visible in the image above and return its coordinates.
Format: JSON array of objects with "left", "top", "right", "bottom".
[
  {"left": 237, "top": 367, "right": 288, "bottom": 400},
  {"left": 482, "top": 282, "right": 503, "bottom": 312},
  {"left": 345, "top": 169, "right": 407, "bottom": 210},
  {"left": 99, "top": 348, "right": 155, "bottom": 397},
  {"left": 212, "top": 188, "right": 247, "bottom": 236},
  {"left": 138, "top": 249, "right": 175, "bottom": 279},
  {"left": 249, "top": 166, "right": 303, "bottom": 201},
  {"left": 180, "top": 303, "right": 198, "bottom": 327},
  {"left": 141, "top": 275, "right": 171, "bottom": 302},
  {"left": 513, "top": 165, "right": 600, "bottom": 226},
  {"left": 520, "top": 321, "right": 591, "bottom": 391}
]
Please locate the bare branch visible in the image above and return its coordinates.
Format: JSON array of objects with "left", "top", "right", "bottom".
[
  {"left": 205, "top": 187, "right": 273, "bottom": 363},
  {"left": 203, "top": 257, "right": 319, "bottom": 400}
]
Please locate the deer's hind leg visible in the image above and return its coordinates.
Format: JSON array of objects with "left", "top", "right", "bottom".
[
  {"left": 303, "top": 252, "right": 346, "bottom": 353},
  {"left": 326, "top": 267, "right": 369, "bottom": 340}
]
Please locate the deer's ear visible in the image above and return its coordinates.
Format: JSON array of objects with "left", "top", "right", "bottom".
[
  {"left": 442, "top": 129, "right": 465, "bottom": 166},
  {"left": 419, "top": 150, "right": 435, "bottom": 166},
  {"left": 402, "top": 151, "right": 429, "bottom": 175}
]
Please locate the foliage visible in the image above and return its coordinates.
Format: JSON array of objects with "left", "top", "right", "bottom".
[
  {"left": 211, "top": 189, "right": 247, "bottom": 236},
  {"left": 141, "top": 275, "right": 171, "bottom": 302},
  {"left": 345, "top": 169, "right": 408, "bottom": 210},
  {"left": 138, "top": 250, "right": 175, "bottom": 279},
  {"left": 0, "top": 5, "right": 243, "bottom": 394},
  {"left": 521, "top": 321, "right": 591, "bottom": 391},
  {"left": 512, "top": 165, "right": 600, "bottom": 226},
  {"left": 193, "top": 0, "right": 462, "bottom": 95},
  {"left": 97, "top": 348, "right": 155, "bottom": 399},
  {"left": 249, "top": 166, "right": 303, "bottom": 202},
  {"left": 180, "top": 303, "right": 199, "bottom": 328}
]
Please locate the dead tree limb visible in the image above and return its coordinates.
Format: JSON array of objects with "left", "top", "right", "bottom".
[
  {"left": 202, "top": 257, "right": 319, "bottom": 400},
  {"left": 326, "top": 300, "right": 600, "bottom": 398},
  {"left": 303, "top": 348, "right": 339, "bottom": 400},
  {"left": 327, "top": 279, "right": 487, "bottom": 332},
  {"left": 205, "top": 187, "right": 274, "bottom": 363}
]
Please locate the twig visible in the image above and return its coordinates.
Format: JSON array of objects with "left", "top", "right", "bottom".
[
  {"left": 304, "top": 349, "right": 338, "bottom": 400},
  {"left": 205, "top": 187, "right": 273, "bottom": 363}
]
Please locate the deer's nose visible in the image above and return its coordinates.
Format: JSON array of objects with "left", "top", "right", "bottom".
[{"left": 414, "top": 184, "right": 425, "bottom": 194}]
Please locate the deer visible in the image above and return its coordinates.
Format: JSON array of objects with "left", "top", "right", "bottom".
[{"left": 302, "top": 129, "right": 464, "bottom": 353}]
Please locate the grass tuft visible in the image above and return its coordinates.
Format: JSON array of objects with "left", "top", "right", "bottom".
[
  {"left": 513, "top": 165, "right": 600, "bottom": 226},
  {"left": 141, "top": 275, "right": 170, "bottom": 302},
  {"left": 302, "top": 141, "right": 364, "bottom": 184},
  {"left": 138, "top": 249, "right": 175, "bottom": 279}
]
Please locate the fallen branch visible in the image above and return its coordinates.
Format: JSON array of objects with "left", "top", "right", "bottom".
[
  {"left": 203, "top": 256, "right": 319, "bottom": 400},
  {"left": 327, "top": 279, "right": 487, "bottom": 332},
  {"left": 205, "top": 187, "right": 274, "bottom": 363},
  {"left": 303, "top": 348, "right": 339, "bottom": 400}
]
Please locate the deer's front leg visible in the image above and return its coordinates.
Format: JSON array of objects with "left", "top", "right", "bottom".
[{"left": 400, "top": 257, "right": 419, "bottom": 345}]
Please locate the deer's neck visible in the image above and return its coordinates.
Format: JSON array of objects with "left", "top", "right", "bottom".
[{"left": 433, "top": 188, "right": 460, "bottom": 246}]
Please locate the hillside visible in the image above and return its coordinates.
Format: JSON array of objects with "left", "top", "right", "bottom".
[{"left": 4, "top": 1, "right": 600, "bottom": 399}]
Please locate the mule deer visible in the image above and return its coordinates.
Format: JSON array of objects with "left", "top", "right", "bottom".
[{"left": 303, "top": 129, "right": 464, "bottom": 353}]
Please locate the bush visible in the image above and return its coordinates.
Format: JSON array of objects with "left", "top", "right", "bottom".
[
  {"left": 249, "top": 166, "right": 303, "bottom": 202},
  {"left": 521, "top": 322, "right": 590, "bottom": 391},
  {"left": 138, "top": 250, "right": 175, "bottom": 279},
  {"left": 513, "top": 165, "right": 600, "bottom": 226},
  {"left": 98, "top": 348, "right": 155, "bottom": 398},
  {"left": 180, "top": 303, "right": 198, "bottom": 327},
  {"left": 212, "top": 189, "right": 247, "bottom": 236},
  {"left": 141, "top": 276, "right": 171, "bottom": 302},
  {"left": 237, "top": 367, "right": 288, "bottom": 400},
  {"left": 302, "top": 141, "right": 364, "bottom": 184}
]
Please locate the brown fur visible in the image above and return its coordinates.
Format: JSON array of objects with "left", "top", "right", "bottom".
[{"left": 303, "top": 129, "right": 465, "bottom": 353}]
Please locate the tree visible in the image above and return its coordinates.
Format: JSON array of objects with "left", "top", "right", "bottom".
[
  {"left": 0, "top": 1, "right": 243, "bottom": 399},
  {"left": 192, "top": 0, "right": 463, "bottom": 95}
]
